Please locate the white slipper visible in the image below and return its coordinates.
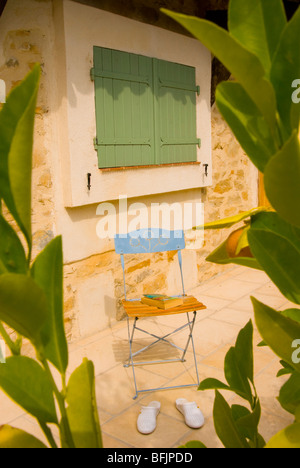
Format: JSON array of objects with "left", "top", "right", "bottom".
[
  {"left": 175, "top": 398, "right": 204, "bottom": 429},
  {"left": 137, "top": 401, "right": 161, "bottom": 434}
]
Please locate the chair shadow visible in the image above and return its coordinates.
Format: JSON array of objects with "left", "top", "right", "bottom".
[{"left": 112, "top": 337, "right": 182, "bottom": 365}]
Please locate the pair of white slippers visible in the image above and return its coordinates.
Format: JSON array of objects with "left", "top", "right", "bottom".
[{"left": 137, "top": 398, "right": 204, "bottom": 435}]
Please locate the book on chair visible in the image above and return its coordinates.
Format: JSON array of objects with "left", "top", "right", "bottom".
[{"left": 141, "top": 294, "right": 184, "bottom": 310}]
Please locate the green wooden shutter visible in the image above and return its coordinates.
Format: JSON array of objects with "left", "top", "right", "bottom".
[
  {"left": 153, "top": 58, "right": 199, "bottom": 164},
  {"left": 92, "top": 48, "right": 199, "bottom": 168},
  {"left": 92, "top": 47, "right": 155, "bottom": 168}
]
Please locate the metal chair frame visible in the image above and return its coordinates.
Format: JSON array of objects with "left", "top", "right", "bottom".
[{"left": 114, "top": 228, "right": 203, "bottom": 400}]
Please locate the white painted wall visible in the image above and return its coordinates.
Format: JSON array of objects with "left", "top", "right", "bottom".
[
  {"left": 56, "top": 0, "right": 212, "bottom": 208},
  {"left": 48, "top": 0, "right": 211, "bottom": 262}
]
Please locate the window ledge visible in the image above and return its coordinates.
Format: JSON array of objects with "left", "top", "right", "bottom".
[{"left": 100, "top": 161, "right": 201, "bottom": 172}]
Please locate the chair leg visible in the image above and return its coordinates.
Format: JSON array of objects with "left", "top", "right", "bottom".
[
  {"left": 180, "top": 311, "right": 200, "bottom": 385},
  {"left": 124, "top": 317, "right": 139, "bottom": 400},
  {"left": 124, "top": 311, "right": 200, "bottom": 399},
  {"left": 189, "top": 312, "right": 200, "bottom": 385},
  {"left": 180, "top": 311, "right": 196, "bottom": 361}
]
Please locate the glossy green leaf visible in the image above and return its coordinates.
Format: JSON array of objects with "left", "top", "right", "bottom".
[
  {"left": 248, "top": 227, "right": 300, "bottom": 304},
  {"left": 231, "top": 401, "right": 264, "bottom": 446},
  {"left": 295, "top": 405, "right": 300, "bottom": 422},
  {"left": 281, "top": 308, "right": 300, "bottom": 323},
  {"left": 228, "top": 0, "right": 287, "bottom": 73},
  {"left": 213, "top": 391, "right": 250, "bottom": 448},
  {"left": 66, "top": 359, "right": 102, "bottom": 448},
  {"left": 270, "top": 6, "right": 300, "bottom": 135},
  {"left": 0, "top": 425, "right": 48, "bottom": 448},
  {"left": 278, "top": 372, "right": 300, "bottom": 415},
  {"left": 0, "top": 356, "right": 58, "bottom": 424},
  {"left": 216, "top": 82, "right": 276, "bottom": 172},
  {"left": 0, "top": 273, "right": 48, "bottom": 348},
  {"left": 198, "top": 206, "right": 269, "bottom": 230},
  {"left": 235, "top": 225, "right": 250, "bottom": 255},
  {"left": 31, "top": 236, "right": 68, "bottom": 373},
  {"left": 250, "top": 211, "right": 300, "bottom": 252},
  {"left": 265, "top": 423, "right": 300, "bottom": 448},
  {"left": 179, "top": 440, "right": 207, "bottom": 448},
  {"left": 224, "top": 347, "right": 253, "bottom": 404},
  {"left": 0, "top": 65, "right": 40, "bottom": 245},
  {"left": 234, "top": 320, "right": 254, "bottom": 384},
  {"left": 264, "top": 131, "right": 300, "bottom": 228},
  {"left": 0, "top": 214, "right": 27, "bottom": 274},
  {"left": 277, "top": 360, "right": 295, "bottom": 377},
  {"left": 198, "top": 378, "right": 231, "bottom": 392},
  {"left": 252, "top": 297, "right": 300, "bottom": 372},
  {"left": 206, "top": 237, "right": 262, "bottom": 270},
  {"left": 161, "top": 9, "right": 277, "bottom": 138}
]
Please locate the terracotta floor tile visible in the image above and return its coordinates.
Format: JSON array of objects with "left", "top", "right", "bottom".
[
  {"left": 210, "top": 307, "right": 254, "bottom": 327},
  {"left": 101, "top": 407, "right": 189, "bottom": 448},
  {"left": 175, "top": 416, "right": 223, "bottom": 449},
  {"left": 233, "top": 269, "right": 270, "bottom": 284},
  {"left": 201, "top": 278, "right": 260, "bottom": 301}
]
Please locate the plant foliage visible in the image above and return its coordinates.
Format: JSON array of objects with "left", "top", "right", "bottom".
[
  {"left": 0, "top": 65, "right": 102, "bottom": 448},
  {"left": 163, "top": 0, "right": 300, "bottom": 448}
]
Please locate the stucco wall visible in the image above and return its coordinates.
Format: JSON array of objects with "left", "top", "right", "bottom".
[{"left": 0, "top": 0, "right": 258, "bottom": 341}]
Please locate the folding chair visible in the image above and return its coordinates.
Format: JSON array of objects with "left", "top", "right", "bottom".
[{"left": 114, "top": 228, "right": 206, "bottom": 400}]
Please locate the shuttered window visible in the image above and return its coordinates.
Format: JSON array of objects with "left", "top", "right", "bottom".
[{"left": 92, "top": 46, "right": 199, "bottom": 169}]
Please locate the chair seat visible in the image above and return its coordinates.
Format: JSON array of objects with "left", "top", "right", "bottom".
[{"left": 122, "top": 295, "right": 206, "bottom": 318}]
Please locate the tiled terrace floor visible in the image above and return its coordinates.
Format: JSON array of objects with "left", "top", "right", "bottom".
[{"left": 0, "top": 265, "right": 295, "bottom": 448}]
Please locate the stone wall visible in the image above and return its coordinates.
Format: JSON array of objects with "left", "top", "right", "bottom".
[
  {"left": 0, "top": 0, "right": 56, "bottom": 261},
  {"left": 0, "top": 0, "right": 258, "bottom": 342},
  {"left": 61, "top": 100, "right": 257, "bottom": 340}
]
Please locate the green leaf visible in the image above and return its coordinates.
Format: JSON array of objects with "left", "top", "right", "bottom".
[
  {"left": 179, "top": 440, "right": 207, "bottom": 448},
  {"left": 265, "top": 423, "right": 300, "bottom": 448},
  {"left": 277, "top": 360, "right": 294, "bottom": 377},
  {"left": 66, "top": 359, "right": 102, "bottom": 448},
  {"left": 231, "top": 401, "right": 264, "bottom": 446},
  {"left": 264, "top": 131, "right": 300, "bottom": 228},
  {"left": 199, "top": 206, "right": 269, "bottom": 230},
  {"left": 213, "top": 390, "right": 250, "bottom": 448},
  {"left": 224, "top": 347, "right": 253, "bottom": 404},
  {"left": 228, "top": 0, "right": 287, "bottom": 74},
  {"left": 252, "top": 297, "right": 300, "bottom": 372},
  {"left": 295, "top": 405, "right": 300, "bottom": 422},
  {"left": 278, "top": 372, "right": 300, "bottom": 415},
  {"left": 161, "top": 9, "right": 278, "bottom": 138},
  {"left": 270, "top": 6, "right": 300, "bottom": 135},
  {"left": 198, "top": 378, "right": 231, "bottom": 392},
  {"left": 281, "top": 308, "right": 300, "bottom": 323},
  {"left": 31, "top": 236, "right": 68, "bottom": 373},
  {"left": 0, "top": 356, "right": 58, "bottom": 424},
  {"left": 234, "top": 320, "right": 254, "bottom": 384},
  {"left": 0, "top": 273, "right": 48, "bottom": 348},
  {"left": 206, "top": 237, "right": 262, "bottom": 270},
  {"left": 216, "top": 82, "right": 276, "bottom": 172},
  {"left": 0, "top": 425, "right": 48, "bottom": 449},
  {"left": 235, "top": 225, "right": 250, "bottom": 255},
  {"left": 248, "top": 226, "right": 300, "bottom": 304},
  {"left": 250, "top": 211, "right": 300, "bottom": 252},
  {"left": 0, "top": 214, "right": 27, "bottom": 274},
  {"left": 0, "top": 65, "right": 40, "bottom": 246}
]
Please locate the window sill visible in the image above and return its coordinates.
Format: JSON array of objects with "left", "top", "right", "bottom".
[{"left": 100, "top": 161, "right": 201, "bottom": 172}]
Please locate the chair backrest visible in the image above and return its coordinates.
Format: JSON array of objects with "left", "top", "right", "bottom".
[{"left": 114, "top": 228, "right": 186, "bottom": 299}]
